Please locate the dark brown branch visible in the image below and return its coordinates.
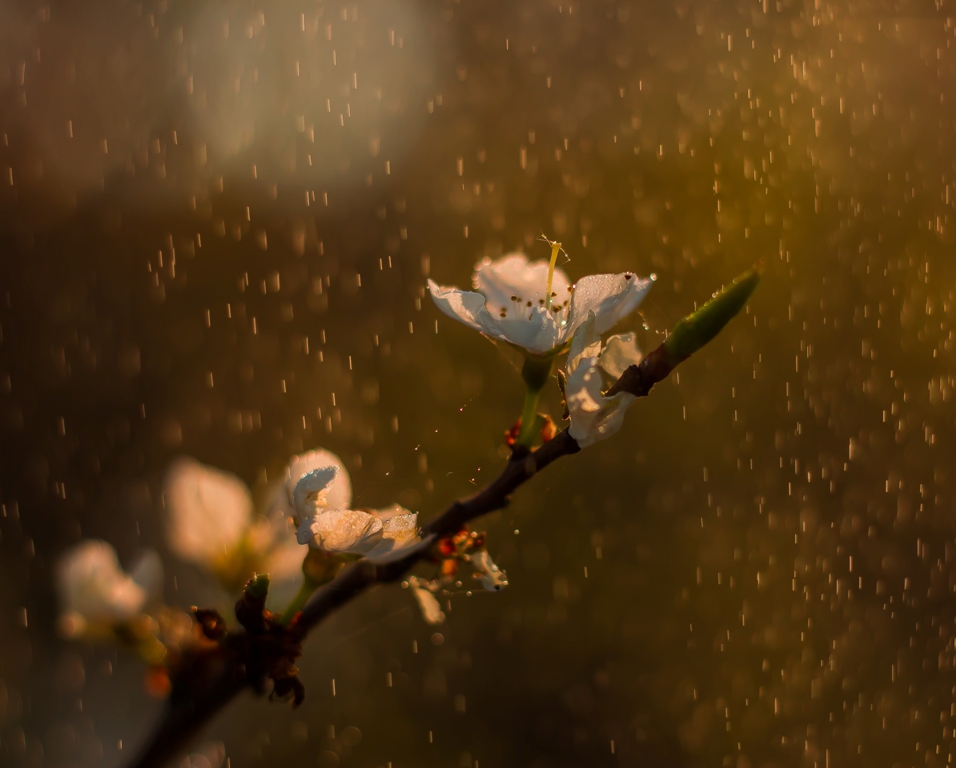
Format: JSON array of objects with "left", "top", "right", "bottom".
[
  {"left": 604, "top": 344, "right": 676, "bottom": 398},
  {"left": 125, "top": 340, "right": 681, "bottom": 768},
  {"left": 297, "top": 427, "right": 580, "bottom": 632}
]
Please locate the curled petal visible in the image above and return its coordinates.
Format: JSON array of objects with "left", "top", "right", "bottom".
[
  {"left": 567, "top": 370, "right": 635, "bottom": 447},
  {"left": 285, "top": 449, "right": 351, "bottom": 513},
  {"left": 599, "top": 333, "right": 642, "bottom": 379},
  {"left": 427, "top": 280, "right": 489, "bottom": 334},
  {"left": 296, "top": 509, "right": 383, "bottom": 553},
  {"left": 292, "top": 467, "right": 338, "bottom": 518},
  {"left": 164, "top": 458, "right": 253, "bottom": 565},
  {"left": 566, "top": 313, "right": 638, "bottom": 448}
]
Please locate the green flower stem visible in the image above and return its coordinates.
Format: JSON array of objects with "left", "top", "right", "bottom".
[
  {"left": 515, "top": 356, "right": 554, "bottom": 447},
  {"left": 515, "top": 387, "right": 543, "bottom": 447},
  {"left": 279, "top": 577, "right": 320, "bottom": 625}
]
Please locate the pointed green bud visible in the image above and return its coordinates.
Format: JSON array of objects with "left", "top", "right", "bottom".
[
  {"left": 664, "top": 265, "right": 761, "bottom": 363},
  {"left": 235, "top": 573, "right": 271, "bottom": 633},
  {"left": 244, "top": 572, "right": 270, "bottom": 600}
]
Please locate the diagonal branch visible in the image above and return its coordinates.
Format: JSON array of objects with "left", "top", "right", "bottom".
[
  {"left": 124, "top": 264, "right": 760, "bottom": 768},
  {"left": 124, "top": 344, "right": 674, "bottom": 768}
]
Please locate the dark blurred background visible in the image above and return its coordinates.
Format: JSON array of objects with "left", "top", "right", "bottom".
[{"left": 2, "top": 0, "right": 956, "bottom": 766}]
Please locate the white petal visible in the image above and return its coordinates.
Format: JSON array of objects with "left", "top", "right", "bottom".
[
  {"left": 427, "top": 280, "right": 488, "bottom": 333},
  {"left": 473, "top": 253, "right": 571, "bottom": 314},
  {"left": 565, "top": 273, "right": 653, "bottom": 340},
  {"left": 240, "top": 512, "right": 305, "bottom": 607},
  {"left": 565, "top": 311, "right": 640, "bottom": 446},
  {"left": 431, "top": 266, "right": 565, "bottom": 354},
  {"left": 292, "top": 467, "right": 339, "bottom": 518},
  {"left": 408, "top": 576, "right": 446, "bottom": 625},
  {"left": 489, "top": 307, "right": 563, "bottom": 354},
  {"left": 566, "top": 349, "right": 636, "bottom": 448},
  {"left": 265, "top": 537, "right": 306, "bottom": 581},
  {"left": 263, "top": 539, "right": 306, "bottom": 607},
  {"left": 569, "top": 391, "right": 635, "bottom": 447},
  {"left": 285, "top": 449, "right": 351, "bottom": 512},
  {"left": 381, "top": 513, "right": 419, "bottom": 546},
  {"left": 56, "top": 540, "right": 149, "bottom": 630},
  {"left": 164, "top": 458, "right": 252, "bottom": 565},
  {"left": 364, "top": 506, "right": 420, "bottom": 561},
  {"left": 469, "top": 549, "right": 508, "bottom": 591},
  {"left": 566, "top": 312, "right": 602, "bottom": 376},
  {"left": 599, "top": 333, "right": 642, "bottom": 379},
  {"left": 128, "top": 550, "right": 164, "bottom": 601},
  {"left": 296, "top": 508, "right": 383, "bottom": 553},
  {"left": 257, "top": 509, "right": 305, "bottom": 579}
]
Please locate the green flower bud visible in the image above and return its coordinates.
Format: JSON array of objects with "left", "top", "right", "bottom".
[
  {"left": 664, "top": 265, "right": 761, "bottom": 364},
  {"left": 244, "top": 572, "right": 270, "bottom": 600}
]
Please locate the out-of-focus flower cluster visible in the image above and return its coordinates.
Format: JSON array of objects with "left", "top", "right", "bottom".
[
  {"left": 405, "top": 530, "right": 509, "bottom": 626},
  {"left": 56, "top": 446, "right": 505, "bottom": 662},
  {"left": 56, "top": 449, "right": 507, "bottom": 672}
]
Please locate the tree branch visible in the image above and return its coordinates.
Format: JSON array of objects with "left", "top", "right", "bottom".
[
  {"left": 124, "top": 264, "right": 760, "bottom": 768},
  {"left": 124, "top": 350, "right": 673, "bottom": 768}
]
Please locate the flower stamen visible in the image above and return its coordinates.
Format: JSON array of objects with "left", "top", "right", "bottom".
[{"left": 544, "top": 239, "right": 562, "bottom": 311}]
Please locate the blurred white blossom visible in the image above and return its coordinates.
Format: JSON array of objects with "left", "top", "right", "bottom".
[
  {"left": 163, "top": 457, "right": 302, "bottom": 594},
  {"left": 164, "top": 458, "right": 253, "bottom": 567},
  {"left": 428, "top": 253, "right": 651, "bottom": 356},
  {"left": 56, "top": 540, "right": 162, "bottom": 638},
  {"left": 468, "top": 549, "right": 509, "bottom": 591},
  {"left": 407, "top": 575, "right": 446, "bottom": 625},
  {"left": 566, "top": 313, "right": 643, "bottom": 447},
  {"left": 404, "top": 546, "right": 507, "bottom": 625}
]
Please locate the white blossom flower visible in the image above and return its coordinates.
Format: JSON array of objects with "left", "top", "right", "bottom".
[
  {"left": 565, "top": 312, "right": 643, "bottom": 447},
  {"left": 468, "top": 549, "right": 508, "bottom": 591},
  {"left": 428, "top": 252, "right": 652, "bottom": 356},
  {"left": 407, "top": 575, "right": 446, "bottom": 625},
  {"left": 164, "top": 457, "right": 304, "bottom": 597},
  {"left": 56, "top": 540, "right": 162, "bottom": 638},
  {"left": 164, "top": 458, "right": 254, "bottom": 567},
  {"left": 292, "top": 470, "right": 421, "bottom": 562}
]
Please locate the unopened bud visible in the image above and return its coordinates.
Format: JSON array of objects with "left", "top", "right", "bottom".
[
  {"left": 235, "top": 573, "right": 270, "bottom": 633},
  {"left": 664, "top": 265, "right": 761, "bottom": 363}
]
